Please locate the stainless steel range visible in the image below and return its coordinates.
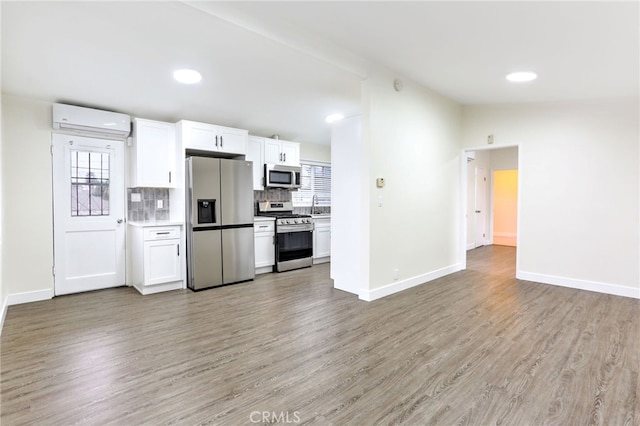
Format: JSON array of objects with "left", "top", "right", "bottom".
[{"left": 257, "top": 201, "right": 313, "bottom": 272}]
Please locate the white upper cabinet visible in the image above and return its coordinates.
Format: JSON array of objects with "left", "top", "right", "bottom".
[
  {"left": 280, "top": 141, "right": 300, "bottom": 166},
  {"left": 130, "top": 118, "right": 176, "bottom": 188},
  {"left": 247, "top": 136, "right": 265, "bottom": 190},
  {"left": 218, "top": 125, "right": 248, "bottom": 154},
  {"left": 264, "top": 138, "right": 300, "bottom": 166},
  {"left": 180, "top": 120, "right": 248, "bottom": 155}
]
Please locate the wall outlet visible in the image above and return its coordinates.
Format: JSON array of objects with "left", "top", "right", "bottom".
[
  {"left": 156, "top": 199, "right": 163, "bottom": 209},
  {"left": 393, "top": 268, "right": 399, "bottom": 281}
]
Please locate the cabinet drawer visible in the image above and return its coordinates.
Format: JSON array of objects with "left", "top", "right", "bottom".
[
  {"left": 143, "top": 226, "right": 180, "bottom": 241},
  {"left": 254, "top": 221, "right": 275, "bottom": 233}
]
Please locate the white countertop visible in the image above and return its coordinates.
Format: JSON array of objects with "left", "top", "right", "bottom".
[
  {"left": 254, "top": 216, "right": 276, "bottom": 222},
  {"left": 311, "top": 214, "right": 331, "bottom": 219},
  {"left": 128, "top": 221, "right": 184, "bottom": 228}
]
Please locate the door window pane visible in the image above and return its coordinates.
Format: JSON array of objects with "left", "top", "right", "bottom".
[{"left": 70, "top": 150, "right": 110, "bottom": 216}]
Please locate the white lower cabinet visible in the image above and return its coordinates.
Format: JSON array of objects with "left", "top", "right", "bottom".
[
  {"left": 254, "top": 219, "right": 275, "bottom": 274},
  {"left": 129, "top": 224, "right": 183, "bottom": 294},
  {"left": 313, "top": 217, "right": 331, "bottom": 264}
]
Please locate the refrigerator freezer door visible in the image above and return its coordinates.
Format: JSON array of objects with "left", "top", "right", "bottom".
[
  {"left": 189, "top": 157, "right": 221, "bottom": 227},
  {"left": 190, "top": 229, "right": 223, "bottom": 290},
  {"left": 220, "top": 159, "right": 254, "bottom": 225},
  {"left": 222, "top": 227, "right": 255, "bottom": 284}
]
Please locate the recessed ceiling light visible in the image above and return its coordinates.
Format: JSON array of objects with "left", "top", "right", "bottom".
[
  {"left": 506, "top": 71, "right": 537, "bottom": 83},
  {"left": 325, "top": 113, "right": 344, "bottom": 123},
  {"left": 173, "top": 69, "right": 202, "bottom": 84}
]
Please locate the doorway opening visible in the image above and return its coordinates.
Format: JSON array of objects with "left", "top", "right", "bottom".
[{"left": 462, "top": 145, "right": 520, "bottom": 276}]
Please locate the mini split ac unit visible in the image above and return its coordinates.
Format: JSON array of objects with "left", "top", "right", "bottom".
[{"left": 52, "top": 103, "right": 131, "bottom": 138}]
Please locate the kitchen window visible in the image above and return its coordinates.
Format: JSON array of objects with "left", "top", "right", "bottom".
[{"left": 291, "top": 161, "right": 331, "bottom": 207}]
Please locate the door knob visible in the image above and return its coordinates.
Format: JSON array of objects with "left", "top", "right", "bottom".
[
  {"left": 475, "top": 210, "right": 481, "bottom": 213},
  {"left": 117, "top": 219, "right": 124, "bottom": 224}
]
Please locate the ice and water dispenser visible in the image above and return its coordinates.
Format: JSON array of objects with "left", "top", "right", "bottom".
[{"left": 197, "top": 199, "right": 216, "bottom": 224}]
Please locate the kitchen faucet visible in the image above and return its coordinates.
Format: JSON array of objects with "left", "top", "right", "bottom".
[{"left": 311, "top": 194, "right": 317, "bottom": 215}]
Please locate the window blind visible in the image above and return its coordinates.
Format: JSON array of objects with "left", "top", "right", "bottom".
[{"left": 292, "top": 162, "right": 331, "bottom": 207}]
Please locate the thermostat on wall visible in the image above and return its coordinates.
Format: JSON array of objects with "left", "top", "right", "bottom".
[{"left": 376, "top": 178, "right": 385, "bottom": 188}]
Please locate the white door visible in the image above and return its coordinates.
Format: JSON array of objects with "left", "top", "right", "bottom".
[
  {"left": 52, "top": 134, "right": 126, "bottom": 295},
  {"left": 474, "top": 167, "right": 487, "bottom": 247}
]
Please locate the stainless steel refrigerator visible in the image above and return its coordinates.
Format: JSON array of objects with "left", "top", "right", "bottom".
[{"left": 185, "top": 157, "right": 255, "bottom": 290}]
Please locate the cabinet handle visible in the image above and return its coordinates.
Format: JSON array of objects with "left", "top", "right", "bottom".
[
  {"left": 177, "top": 245, "right": 180, "bottom": 256},
  {"left": 169, "top": 171, "right": 172, "bottom": 183},
  {"left": 156, "top": 232, "right": 170, "bottom": 235},
  {"left": 220, "top": 136, "right": 223, "bottom": 148},
  {"left": 279, "top": 153, "right": 283, "bottom": 162},
  {"left": 215, "top": 135, "right": 218, "bottom": 147},
  {"left": 283, "top": 153, "right": 286, "bottom": 162}
]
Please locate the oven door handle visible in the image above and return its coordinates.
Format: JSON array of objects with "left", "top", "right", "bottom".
[{"left": 276, "top": 225, "right": 314, "bottom": 233}]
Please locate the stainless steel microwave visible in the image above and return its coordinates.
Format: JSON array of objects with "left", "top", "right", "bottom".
[{"left": 264, "top": 164, "right": 301, "bottom": 189}]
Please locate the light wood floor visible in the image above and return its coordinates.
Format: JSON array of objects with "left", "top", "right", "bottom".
[{"left": 2, "top": 246, "right": 638, "bottom": 425}]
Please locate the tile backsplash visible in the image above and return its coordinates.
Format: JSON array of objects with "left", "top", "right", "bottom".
[
  {"left": 253, "top": 188, "right": 291, "bottom": 214},
  {"left": 253, "top": 188, "right": 330, "bottom": 215},
  {"left": 128, "top": 188, "right": 170, "bottom": 222}
]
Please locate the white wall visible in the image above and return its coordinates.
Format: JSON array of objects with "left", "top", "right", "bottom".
[
  {"left": 331, "top": 115, "right": 368, "bottom": 295},
  {"left": 490, "top": 146, "right": 518, "bottom": 170},
  {"left": 0, "top": 94, "right": 5, "bottom": 329},
  {"left": 300, "top": 142, "right": 330, "bottom": 163},
  {"left": 360, "top": 68, "right": 462, "bottom": 299},
  {"left": 462, "top": 98, "right": 639, "bottom": 296},
  {"left": 2, "top": 95, "right": 55, "bottom": 308}
]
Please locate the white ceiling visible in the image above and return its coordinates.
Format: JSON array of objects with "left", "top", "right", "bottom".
[{"left": 2, "top": 1, "right": 638, "bottom": 145}]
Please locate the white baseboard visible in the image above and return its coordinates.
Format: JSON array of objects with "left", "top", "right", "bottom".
[
  {"left": 7, "top": 288, "right": 54, "bottom": 305},
  {"left": 0, "top": 296, "right": 8, "bottom": 336},
  {"left": 133, "top": 281, "right": 182, "bottom": 295},
  {"left": 1, "top": 289, "right": 54, "bottom": 335},
  {"left": 255, "top": 266, "right": 273, "bottom": 275},
  {"left": 359, "top": 263, "right": 462, "bottom": 302},
  {"left": 517, "top": 271, "right": 640, "bottom": 299},
  {"left": 466, "top": 243, "right": 476, "bottom": 250}
]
